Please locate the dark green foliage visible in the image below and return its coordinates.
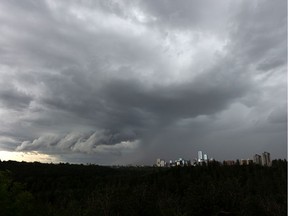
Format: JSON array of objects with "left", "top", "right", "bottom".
[
  {"left": 0, "top": 160, "right": 286, "bottom": 216},
  {"left": 0, "top": 171, "right": 35, "bottom": 216}
]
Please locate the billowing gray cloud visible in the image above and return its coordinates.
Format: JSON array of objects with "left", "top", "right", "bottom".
[
  {"left": 0, "top": 0, "right": 286, "bottom": 164},
  {"left": 16, "top": 130, "right": 138, "bottom": 155},
  {"left": 0, "top": 86, "right": 33, "bottom": 110}
]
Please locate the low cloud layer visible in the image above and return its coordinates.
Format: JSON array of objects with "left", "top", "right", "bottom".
[
  {"left": 0, "top": 0, "right": 286, "bottom": 164},
  {"left": 16, "top": 130, "right": 139, "bottom": 155}
]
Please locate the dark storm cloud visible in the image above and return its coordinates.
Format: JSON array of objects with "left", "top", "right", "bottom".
[
  {"left": 30, "top": 56, "right": 250, "bottom": 135},
  {"left": 102, "top": 72, "right": 248, "bottom": 124},
  {"left": 0, "top": 0, "right": 286, "bottom": 164},
  {"left": 0, "top": 87, "right": 33, "bottom": 110},
  {"left": 229, "top": 0, "right": 287, "bottom": 69}
]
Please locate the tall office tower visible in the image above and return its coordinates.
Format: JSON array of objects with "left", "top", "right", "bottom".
[
  {"left": 262, "top": 152, "right": 271, "bottom": 166},
  {"left": 198, "top": 151, "right": 203, "bottom": 162},
  {"left": 203, "top": 154, "right": 208, "bottom": 161},
  {"left": 253, "top": 154, "right": 262, "bottom": 165}
]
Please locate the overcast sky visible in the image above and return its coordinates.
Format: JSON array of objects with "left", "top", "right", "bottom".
[{"left": 0, "top": 0, "right": 286, "bottom": 165}]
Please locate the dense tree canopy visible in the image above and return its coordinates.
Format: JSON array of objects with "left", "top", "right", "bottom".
[{"left": 0, "top": 160, "right": 286, "bottom": 216}]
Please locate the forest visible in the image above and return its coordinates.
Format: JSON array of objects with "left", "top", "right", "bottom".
[{"left": 0, "top": 159, "right": 286, "bottom": 216}]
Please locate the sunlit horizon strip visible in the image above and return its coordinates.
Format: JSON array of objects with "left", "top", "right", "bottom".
[{"left": 0, "top": 150, "right": 60, "bottom": 163}]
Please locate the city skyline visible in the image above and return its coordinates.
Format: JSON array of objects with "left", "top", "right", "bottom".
[
  {"left": 155, "top": 150, "right": 274, "bottom": 167},
  {"left": 0, "top": 0, "right": 286, "bottom": 165}
]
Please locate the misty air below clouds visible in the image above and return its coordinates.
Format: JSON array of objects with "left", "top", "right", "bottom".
[{"left": 0, "top": 0, "right": 286, "bottom": 164}]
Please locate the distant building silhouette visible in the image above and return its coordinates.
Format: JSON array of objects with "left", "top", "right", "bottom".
[
  {"left": 240, "top": 159, "right": 253, "bottom": 165},
  {"left": 223, "top": 160, "right": 235, "bottom": 166},
  {"left": 175, "top": 158, "right": 190, "bottom": 166},
  {"left": 156, "top": 158, "right": 166, "bottom": 167},
  {"left": 253, "top": 154, "right": 262, "bottom": 165},
  {"left": 262, "top": 152, "right": 271, "bottom": 166},
  {"left": 156, "top": 158, "right": 191, "bottom": 167},
  {"left": 203, "top": 154, "right": 208, "bottom": 161},
  {"left": 198, "top": 151, "right": 203, "bottom": 162},
  {"left": 240, "top": 159, "right": 248, "bottom": 165}
]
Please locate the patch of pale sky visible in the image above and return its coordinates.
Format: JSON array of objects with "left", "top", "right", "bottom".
[
  {"left": 0, "top": 150, "right": 60, "bottom": 163},
  {"left": 130, "top": 7, "right": 157, "bottom": 24},
  {"left": 159, "top": 31, "right": 228, "bottom": 83},
  {"left": 255, "top": 69, "right": 286, "bottom": 88},
  {"left": 68, "top": 5, "right": 147, "bottom": 37},
  {"left": 213, "top": 102, "right": 253, "bottom": 130}
]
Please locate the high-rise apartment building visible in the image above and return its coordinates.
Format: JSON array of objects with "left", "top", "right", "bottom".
[
  {"left": 262, "top": 152, "right": 271, "bottom": 166},
  {"left": 198, "top": 151, "right": 203, "bottom": 162},
  {"left": 253, "top": 154, "right": 262, "bottom": 165}
]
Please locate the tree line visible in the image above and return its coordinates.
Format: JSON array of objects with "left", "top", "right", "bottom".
[{"left": 0, "top": 159, "right": 286, "bottom": 216}]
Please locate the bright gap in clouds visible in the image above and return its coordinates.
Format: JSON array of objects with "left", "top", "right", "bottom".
[{"left": 0, "top": 150, "right": 59, "bottom": 163}]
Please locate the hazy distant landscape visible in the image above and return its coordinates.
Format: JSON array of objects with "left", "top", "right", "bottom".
[{"left": 0, "top": 159, "right": 286, "bottom": 216}]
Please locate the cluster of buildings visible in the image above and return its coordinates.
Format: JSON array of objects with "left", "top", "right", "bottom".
[
  {"left": 156, "top": 158, "right": 191, "bottom": 167},
  {"left": 253, "top": 152, "right": 271, "bottom": 166},
  {"left": 156, "top": 151, "right": 272, "bottom": 167},
  {"left": 223, "top": 152, "right": 272, "bottom": 166},
  {"left": 156, "top": 151, "right": 212, "bottom": 167},
  {"left": 197, "top": 151, "right": 210, "bottom": 163}
]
